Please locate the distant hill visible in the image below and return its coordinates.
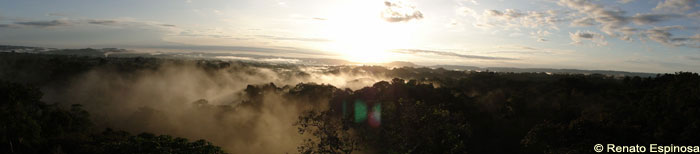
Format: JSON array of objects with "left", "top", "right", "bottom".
[
  {"left": 0, "top": 44, "right": 659, "bottom": 77},
  {"left": 382, "top": 61, "right": 419, "bottom": 68},
  {"left": 431, "top": 65, "right": 658, "bottom": 78}
]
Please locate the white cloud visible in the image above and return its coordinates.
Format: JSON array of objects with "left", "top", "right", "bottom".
[
  {"left": 557, "top": 0, "right": 687, "bottom": 43},
  {"left": 643, "top": 26, "right": 681, "bottom": 46},
  {"left": 689, "top": 11, "right": 700, "bottom": 19},
  {"left": 571, "top": 17, "right": 596, "bottom": 26},
  {"left": 653, "top": 0, "right": 697, "bottom": 13},
  {"left": 618, "top": 0, "right": 635, "bottom": 4},
  {"left": 256, "top": 35, "right": 332, "bottom": 42},
  {"left": 466, "top": 7, "right": 561, "bottom": 30},
  {"left": 617, "top": 27, "right": 638, "bottom": 41},
  {"left": 456, "top": 0, "right": 478, "bottom": 5},
  {"left": 531, "top": 30, "right": 551, "bottom": 42},
  {"left": 392, "top": 49, "right": 518, "bottom": 60},
  {"left": 630, "top": 13, "right": 682, "bottom": 25},
  {"left": 642, "top": 26, "right": 700, "bottom": 48},
  {"left": 381, "top": 0, "right": 424, "bottom": 22},
  {"left": 557, "top": 0, "right": 628, "bottom": 32},
  {"left": 456, "top": 6, "right": 563, "bottom": 42},
  {"left": 569, "top": 30, "right": 607, "bottom": 46},
  {"left": 456, "top": 7, "right": 476, "bottom": 17},
  {"left": 12, "top": 19, "right": 71, "bottom": 28}
]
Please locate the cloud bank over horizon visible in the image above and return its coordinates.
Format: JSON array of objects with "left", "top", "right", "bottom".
[{"left": 0, "top": 0, "right": 698, "bottom": 72}]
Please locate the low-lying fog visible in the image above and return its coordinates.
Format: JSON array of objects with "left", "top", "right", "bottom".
[{"left": 40, "top": 61, "right": 389, "bottom": 153}]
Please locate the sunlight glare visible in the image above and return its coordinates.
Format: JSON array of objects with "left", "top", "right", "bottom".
[{"left": 323, "top": 0, "right": 416, "bottom": 63}]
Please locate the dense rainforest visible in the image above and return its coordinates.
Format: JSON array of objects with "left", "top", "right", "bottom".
[
  {"left": 1, "top": 80, "right": 225, "bottom": 154},
  {"left": 1, "top": 52, "right": 699, "bottom": 153}
]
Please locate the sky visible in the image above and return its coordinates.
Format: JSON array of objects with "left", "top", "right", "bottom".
[{"left": 0, "top": 0, "right": 699, "bottom": 73}]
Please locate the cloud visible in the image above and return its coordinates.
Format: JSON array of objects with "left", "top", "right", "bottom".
[
  {"left": 87, "top": 19, "right": 176, "bottom": 27},
  {"left": 569, "top": 30, "right": 607, "bottom": 46},
  {"left": 457, "top": 7, "right": 476, "bottom": 17},
  {"left": 557, "top": 0, "right": 628, "bottom": 37},
  {"left": 460, "top": 7, "right": 562, "bottom": 41},
  {"left": 557, "top": 0, "right": 605, "bottom": 14},
  {"left": 642, "top": 26, "right": 700, "bottom": 48},
  {"left": 14, "top": 19, "right": 70, "bottom": 27},
  {"left": 46, "top": 13, "right": 68, "bottom": 17},
  {"left": 485, "top": 9, "right": 525, "bottom": 19},
  {"left": 571, "top": 17, "right": 596, "bottom": 26},
  {"left": 573, "top": 32, "right": 595, "bottom": 38},
  {"left": 642, "top": 26, "right": 681, "bottom": 46},
  {"left": 687, "top": 56, "right": 700, "bottom": 61},
  {"left": 617, "top": 26, "right": 639, "bottom": 41},
  {"left": 618, "top": 0, "right": 635, "bottom": 4},
  {"left": 653, "top": 0, "right": 697, "bottom": 13},
  {"left": 558, "top": 0, "right": 686, "bottom": 43},
  {"left": 381, "top": 0, "right": 424, "bottom": 22},
  {"left": 531, "top": 30, "right": 551, "bottom": 42},
  {"left": 141, "top": 45, "right": 336, "bottom": 56},
  {"left": 631, "top": 13, "right": 682, "bottom": 25},
  {"left": 486, "top": 50, "right": 555, "bottom": 55},
  {"left": 520, "top": 46, "right": 539, "bottom": 50},
  {"left": 463, "top": 7, "right": 562, "bottom": 36},
  {"left": 0, "top": 18, "right": 178, "bottom": 31},
  {"left": 391, "top": 49, "right": 518, "bottom": 60},
  {"left": 0, "top": 17, "right": 183, "bottom": 47},
  {"left": 81, "top": 19, "right": 181, "bottom": 34},
  {"left": 87, "top": 19, "right": 119, "bottom": 25},
  {"left": 289, "top": 14, "right": 329, "bottom": 21},
  {"left": 175, "top": 30, "right": 250, "bottom": 40},
  {"left": 559, "top": 0, "right": 682, "bottom": 27},
  {"left": 456, "top": 0, "right": 479, "bottom": 5},
  {"left": 689, "top": 11, "right": 700, "bottom": 18},
  {"left": 256, "top": 35, "right": 332, "bottom": 42},
  {"left": 593, "top": 10, "right": 628, "bottom": 28},
  {"left": 485, "top": 46, "right": 560, "bottom": 55},
  {"left": 595, "top": 12, "right": 681, "bottom": 40}
]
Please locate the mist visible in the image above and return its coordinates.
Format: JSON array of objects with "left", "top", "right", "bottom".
[{"left": 37, "top": 60, "right": 389, "bottom": 153}]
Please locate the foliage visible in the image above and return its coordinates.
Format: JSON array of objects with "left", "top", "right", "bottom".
[
  {"left": 3, "top": 52, "right": 700, "bottom": 153},
  {"left": 88, "top": 129, "right": 225, "bottom": 154},
  {"left": 296, "top": 73, "right": 700, "bottom": 154},
  {"left": 0, "top": 80, "right": 227, "bottom": 154}
]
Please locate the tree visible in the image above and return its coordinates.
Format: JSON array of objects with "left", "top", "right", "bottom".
[{"left": 0, "top": 80, "right": 228, "bottom": 154}]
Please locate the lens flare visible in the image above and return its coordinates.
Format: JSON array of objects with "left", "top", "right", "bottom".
[
  {"left": 354, "top": 100, "right": 367, "bottom": 123},
  {"left": 368, "top": 103, "right": 381, "bottom": 128}
]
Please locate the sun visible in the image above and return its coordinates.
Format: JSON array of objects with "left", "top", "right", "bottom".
[{"left": 321, "top": 0, "right": 417, "bottom": 63}]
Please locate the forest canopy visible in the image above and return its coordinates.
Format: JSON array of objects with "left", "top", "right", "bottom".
[
  {"left": 0, "top": 80, "right": 226, "bottom": 154},
  {"left": 1, "top": 52, "right": 699, "bottom": 153}
]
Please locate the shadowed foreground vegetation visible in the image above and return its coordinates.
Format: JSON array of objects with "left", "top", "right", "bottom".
[
  {"left": 0, "top": 81, "right": 226, "bottom": 154},
  {"left": 293, "top": 73, "right": 700, "bottom": 153}
]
